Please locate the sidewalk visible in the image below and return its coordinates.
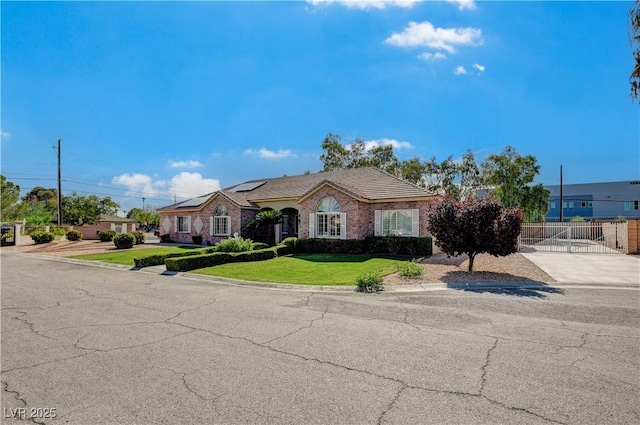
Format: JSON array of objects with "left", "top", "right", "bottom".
[{"left": 520, "top": 252, "right": 640, "bottom": 286}]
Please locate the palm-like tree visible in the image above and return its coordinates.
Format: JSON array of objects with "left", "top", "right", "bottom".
[{"left": 245, "top": 209, "right": 282, "bottom": 246}]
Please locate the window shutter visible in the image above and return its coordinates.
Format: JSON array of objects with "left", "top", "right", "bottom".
[
  {"left": 186, "top": 216, "right": 192, "bottom": 233},
  {"left": 309, "top": 213, "right": 315, "bottom": 238},
  {"left": 374, "top": 210, "right": 382, "bottom": 236},
  {"left": 226, "top": 217, "right": 231, "bottom": 235},
  {"left": 174, "top": 217, "right": 177, "bottom": 233},
  {"left": 210, "top": 217, "right": 214, "bottom": 236},
  {"left": 340, "top": 213, "right": 347, "bottom": 240},
  {"left": 411, "top": 209, "right": 420, "bottom": 236}
]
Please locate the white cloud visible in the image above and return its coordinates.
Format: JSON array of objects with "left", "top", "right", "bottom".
[
  {"left": 447, "top": 0, "right": 476, "bottom": 10},
  {"left": 418, "top": 52, "right": 447, "bottom": 61},
  {"left": 454, "top": 65, "right": 467, "bottom": 75},
  {"left": 169, "top": 172, "right": 221, "bottom": 199},
  {"left": 244, "top": 148, "right": 295, "bottom": 159},
  {"left": 112, "top": 173, "right": 159, "bottom": 197},
  {"left": 169, "top": 160, "right": 203, "bottom": 168},
  {"left": 385, "top": 21, "right": 482, "bottom": 54},
  {"left": 1, "top": 131, "right": 10, "bottom": 139},
  {"left": 473, "top": 63, "right": 486, "bottom": 72},
  {"left": 361, "top": 138, "right": 413, "bottom": 150},
  {"left": 113, "top": 172, "right": 220, "bottom": 201},
  {"left": 307, "top": 0, "right": 420, "bottom": 10}
]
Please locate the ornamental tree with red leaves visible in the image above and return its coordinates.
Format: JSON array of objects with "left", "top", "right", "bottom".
[{"left": 427, "top": 197, "right": 523, "bottom": 272}]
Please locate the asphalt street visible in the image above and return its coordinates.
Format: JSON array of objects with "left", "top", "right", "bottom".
[{"left": 1, "top": 253, "right": 639, "bottom": 425}]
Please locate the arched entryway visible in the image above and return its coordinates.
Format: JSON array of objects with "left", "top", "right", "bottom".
[{"left": 277, "top": 208, "right": 299, "bottom": 243}]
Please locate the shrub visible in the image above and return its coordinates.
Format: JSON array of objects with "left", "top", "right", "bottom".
[
  {"left": 213, "top": 237, "right": 254, "bottom": 253},
  {"left": 30, "top": 231, "right": 55, "bottom": 244},
  {"left": 165, "top": 247, "right": 277, "bottom": 272},
  {"left": 252, "top": 242, "right": 270, "bottom": 250},
  {"left": 160, "top": 234, "right": 173, "bottom": 243},
  {"left": 291, "top": 237, "right": 432, "bottom": 256},
  {"left": 281, "top": 237, "right": 298, "bottom": 250},
  {"left": 113, "top": 233, "right": 135, "bottom": 249},
  {"left": 50, "top": 226, "right": 67, "bottom": 236},
  {"left": 356, "top": 271, "right": 384, "bottom": 293},
  {"left": 274, "top": 244, "right": 292, "bottom": 257},
  {"left": 131, "top": 230, "right": 145, "bottom": 245},
  {"left": 65, "top": 230, "right": 83, "bottom": 241},
  {"left": 134, "top": 250, "right": 206, "bottom": 268},
  {"left": 364, "top": 236, "right": 432, "bottom": 257},
  {"left": 98, "top": 229, "right": 117, "bottom": 242},
  {"left": 192, "top": 235, "right": 203, "bottom": 245},
  {"left": 295, "top": 238, "right": 367, "bottom": 254},
  {"left": 396, "top": 260, "right": 423, "bottom": 278}
]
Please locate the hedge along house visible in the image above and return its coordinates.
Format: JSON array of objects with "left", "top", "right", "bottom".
[{"left": 157, "top": 167, "right": 441, "bottom": 245}]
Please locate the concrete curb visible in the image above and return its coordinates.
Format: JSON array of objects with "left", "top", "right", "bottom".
[{"left": 2, "top": 251, "right": 637, "bottom": 293}]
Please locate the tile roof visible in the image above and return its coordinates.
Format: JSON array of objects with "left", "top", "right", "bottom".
[{"left": 159, "top": 167, "right": 436, "bottom": 211}]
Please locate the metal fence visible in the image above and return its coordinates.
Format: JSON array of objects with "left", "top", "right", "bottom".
[{"left": 518, "top": 222, "right": 628, "bottom": 254}]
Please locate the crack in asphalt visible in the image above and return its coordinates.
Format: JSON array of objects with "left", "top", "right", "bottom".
[
  {"left": 392, "top": 295, "right": 421, "bottom": 331},
  {"left": 2, "top": 265, "right": 627, "bottom": 425},
  {"left": 479, "top": 338, "right": 499, "bottom": 395},
  {"left": 262, "top": 306, "right": 329, "bottom": 345},
  {"left": 2, "top": 381, "right": 47, "bottom": 425},
  {"left": 162, "top": 319, "right": 567, "bottom": 424},
  {"left": 181, "top": 372, "right": 219, "bottom": 403},
  {"left": 376, "top": 385, "right": 406, "bottom": 425},
  {"left": 8, "top": 311, "right": 56, "bottom": 341}
]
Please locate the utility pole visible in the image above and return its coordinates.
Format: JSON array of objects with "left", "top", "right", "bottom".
[
  {"left": 559, "top": 165, "right": 563, "bottom": 223},
  {"left": 142, "top": 197, "right": 145, "bottom": 210},
  {"left": 56, "top": 139, "right": 62, "bottom": 226}
]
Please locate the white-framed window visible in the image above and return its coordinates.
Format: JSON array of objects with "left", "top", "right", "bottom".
[
  {"left": 176, "top": 216, "right": 191, "bottom": 233},
  {"left": 624, "top": 201, "right": 631, "bottom": 211},
  {"left": 317, "top": 213, "right": 342, "bottom": 237},
  {"left": 211, "top": 205, "right": 230, "bottom": 236},
  {"left": 374, "top": 209, "right": 419, "bottom": 237},
  {"left": 309, "top": 197, "right": 346, "bottom": 239}
]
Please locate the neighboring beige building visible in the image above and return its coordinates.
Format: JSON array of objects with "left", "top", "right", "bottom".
[
  {"left": 157, "top": 167, "right": 440, "bottom": 245},
  {"left": 77, "top": 215, "right": 138, "bottom": 240}
]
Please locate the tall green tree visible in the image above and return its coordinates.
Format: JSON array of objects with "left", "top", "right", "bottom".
[
  {"left": 631, "top": 0, "right": 640, "bottom": 101},
  {"left": 128, "top": 207, "right": 160, "bottom": 231},
  {"left": 319, "top": 133, "right": 432, "bottom": 187},
  {"left": 21, "top": 186, "right": 58, "bottom": 223},
  {"left": 62, "top": 192, "right": 119, "bottom": 226},
  {"left": 0, "top": 175, "right": 21, "bottom": 220},
  {"left": 481, "top": 146, "right": 550, "bottom": 221},
  {"left": 319, "top": 133, "right": 400, "bottom": 174},
  {"left": 398, "top": 157, "right": 427, "bottom": 187},
  {"left": 422, "top": 150, "right": 481, "bottom": 199}
]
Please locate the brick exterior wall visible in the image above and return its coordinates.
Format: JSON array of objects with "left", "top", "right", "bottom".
[
  {"left": 77, "top": 222, "right": 137, "bottom": 240},
  {"left": 160, "top": 188, "right": 440, "bottom": 244},
  {"left": 161, "top": 198, "right": 259, "bottom": 245},
  {"left": 299, "top": 186, "right": 439, "bottom": 239}
]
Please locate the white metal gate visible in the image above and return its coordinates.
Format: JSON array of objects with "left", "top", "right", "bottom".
[{"left": 518, "top": 222, "right": 628, "bottom": 254}]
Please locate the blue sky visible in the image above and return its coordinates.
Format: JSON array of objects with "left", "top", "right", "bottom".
[{"left": 2, "top": 0, "right": 638, "bottom": 213}]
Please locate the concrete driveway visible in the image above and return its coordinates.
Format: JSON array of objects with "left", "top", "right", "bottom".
[
  {"left": 521, "top": 252, "right": 640, "bottom": 285},
  {"left": 2, "top": 252, "right": 639, "bottom": 424}
]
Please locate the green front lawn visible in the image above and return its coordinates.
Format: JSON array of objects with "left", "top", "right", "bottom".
[
  {"left": 71, "top": 246, "right": 204, "bottom": 266},
  {"left": 192, "top": 253, "right": 404, "bottom": 285}
]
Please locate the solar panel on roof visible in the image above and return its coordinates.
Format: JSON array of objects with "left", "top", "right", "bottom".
[
  {"left": 228, "top": 181, "right": 266, "bottom": 193},
  {"left": 175, "top": 195, "right": 210, "bottom": 208}
]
